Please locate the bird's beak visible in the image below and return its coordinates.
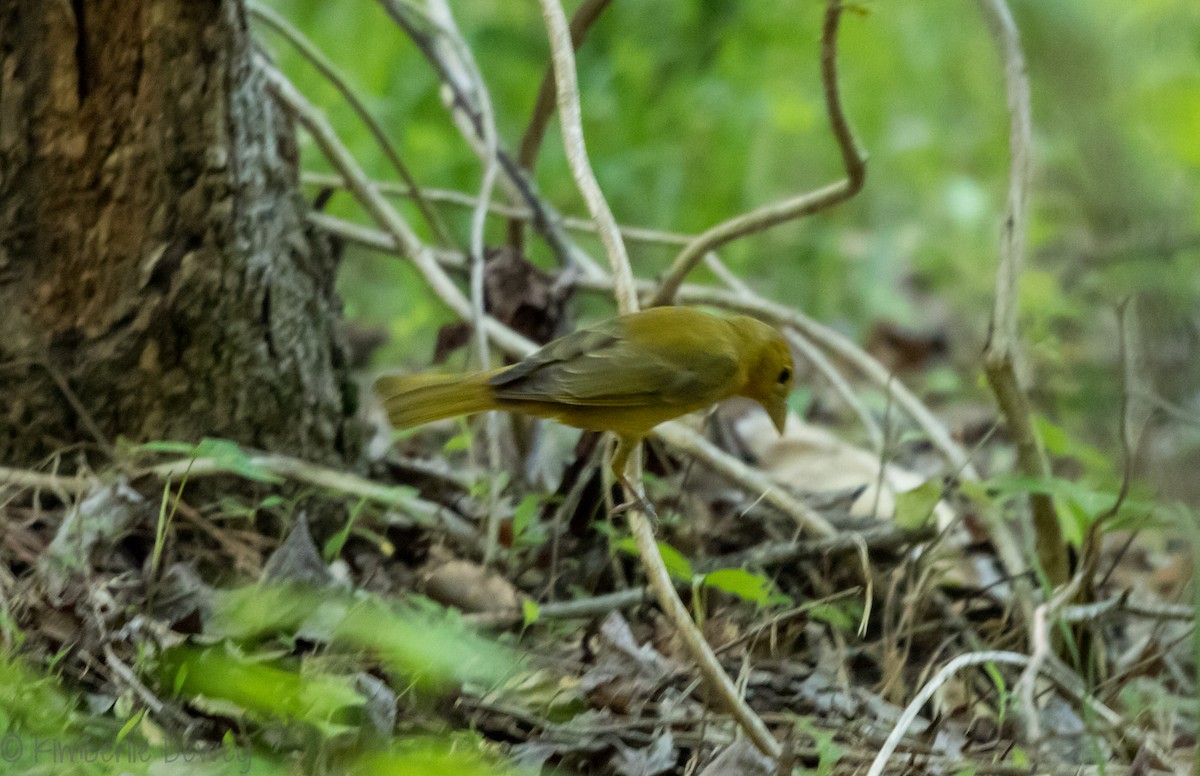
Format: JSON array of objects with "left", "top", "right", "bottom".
[{"left": 768, "top": 400, "right": 788, "bottom": 435}]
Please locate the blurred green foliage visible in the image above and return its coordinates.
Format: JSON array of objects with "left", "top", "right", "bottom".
[
  {"left": 257, "top": 0, "right": 1200, "bottom": 490},
  {"left": 0, "top": 585, "right": 521, "bottom": 775}
]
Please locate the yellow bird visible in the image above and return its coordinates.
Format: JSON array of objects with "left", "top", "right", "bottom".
[{"left": 375, "top": 307, "right": 794, "bottom": 478}]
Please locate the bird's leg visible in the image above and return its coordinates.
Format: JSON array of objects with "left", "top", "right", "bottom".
[{"left": 609, "top": 434, "right": 660, "bottom": 525}]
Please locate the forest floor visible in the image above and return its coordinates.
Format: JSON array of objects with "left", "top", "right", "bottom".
[{"left": 0, "top": 394, "right": 1194, "bottom": 776}]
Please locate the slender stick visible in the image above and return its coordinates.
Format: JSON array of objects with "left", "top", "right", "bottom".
[
  {"left": 375, "top": 0, "right": 588, "bottom": 274},
  {"left": 248, "top": 3, "right": 453, "bottom": 245},
  {"left": 536, "top": 0, "right": 781, "bottom": 759},
  {"left": 650, "top": 0, "right": 866, "bottom": 307},
  {"left": 302, "top": 172, "right": 691, "bottom": 246},
  {"left": 259, "top": 59, "right": 534, "bottom": 359},
  {"left": 868, "top": 652, "right": 1030, "bottom": 776},
  {"left": 423, "top": 0, "right": 507, "bottom": 564},
  {"left": 679, "top": 285, "right": 978, "bottom": 478},
  {"left": 703, "top": 252, "right": 885, "bottom": 451},
  {"left": 653, "top": 422, "right": 835, "bottom": 538},
  {"left": 976, "top": 0, "right": 1067, "bottom": 586},
  {"left": 510, "top": 0, "right": 614, "bottom": 250},
  {"left": 535, "top": 0, "right": 635, "bottom": 311}
]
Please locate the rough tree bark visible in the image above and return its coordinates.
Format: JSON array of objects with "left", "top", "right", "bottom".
[{"left": 0, "top": 0, "right": 360, "bottom": 467}]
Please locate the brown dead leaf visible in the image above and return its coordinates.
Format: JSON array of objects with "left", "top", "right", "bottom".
[
  {"left": 612, "top": 731, "right": 676, "bottom": 776},
  {"left": 734, "top": 412, "right": 956, "bottom": 530},
  {"left": 418, "top": 545, "right": 523, "bottom": 614},
  {"left": 698, "top": 739, "right": 774, "bottom": 776},
  {"left": 653, "top": 608, "right": 741, "bottom": 664},
  {"left": 865, "top": 319, "right": 950, "bottom": 374},
  {"left": 582, "top": 612, "right": 680, "bottom": 715},
  {"left": 434, "top": 247, "right": 570, "bottom": 363}
]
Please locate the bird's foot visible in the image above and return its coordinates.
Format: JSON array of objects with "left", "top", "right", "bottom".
[{"left": 613, "top": 477, "right": 660, "bottom": 527}]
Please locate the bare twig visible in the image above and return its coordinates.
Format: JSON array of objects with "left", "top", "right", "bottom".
[
  {"left": 104, "top": 645, "right": 198, "bottom": 733},
  {"left": 517, "top": 0, "right": 613, "bottom": 175},
  {"left": 650, "top": 0, "right": 866, "bottom": 307},
  {"left": 303, "top": 172, "right": 691, "bottom": 246},
  {"left": 375, "top": 0, "right": 588, "bottom": 274},
  {"left": 1086, "top": 300, "right": 1141, "bottom": 592},
  {"left": 0, "top": 466, "right": 90, "bottom": 497},
  {"left": 248, "top": 2, "right": 453, "bottom": 245},
  {"left": 537, "top": 0, "right": 780, "bottom": 759},
  {"left": 423, "top": 0, "right": 507, "bottom": 564},
  {"left": 468, "top": 588, "right": 647, "bottom": 628},
  {"left": 510, "top": 0, "right": 614, "bottom": 250},
  {"left": 536, "top": 0, "right": 635, "bottom": 310},
  {"left": 42, "top": 362, "right": 116, "bottom": 460},
  {"left": 1064, "top": 595, "right": 1194, "bottom": 623},
  {"left": 706, "top": 523, "right": 934, "bottom": 572},
  {"left": 868, "top": 651, "right": 1031, "bottom": 776},
  {"left": 259, "top": 59, "right": 535, "bottom": 358},
  {"left": 1017, "top": 570, "right": 1086, "bottom": 740},
  {"left": 470, "top": 526, "right": 927, "bottom": 629},
  {"left": 147, "top": 450, "right": 480, "bottom": 547},
  {"left": 653, "top": 422, "right": 835, "bottom": 537},
  {"left": 976, "top": 0, "right": 1067, "bottom": 587},
  {"left": 871, "top": 647, "right": 1173, "bottom": 776}
]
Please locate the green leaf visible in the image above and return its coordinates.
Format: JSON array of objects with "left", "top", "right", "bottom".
[
  {"left": 192, "top": 437, "right": 284, "bottom": 484},
  {"left": 511, "top": 494, "right": 541, "bottom": 545},
  {"left": 323, "top": 498, "right": 367, "bottom": 561},
  {"left": 134, "top": 439, "right": 199, "bottom": 455},
  {"left": 163, "top": 644, "right": 364, "bottom": 738},
  {"left": 614, "top": 538, "right": 694, "bottom": 582},
  {"left": 115, "top": 708, "right": 144, "bottom": 745},
  {"left": 522, "top": 600, "right": 540, "bottom": 627},
  {"left": 1034, "top": 415, "right": 1111, "bottom": 476},
  {"left": 957, "top": 478, "right": 995, "bottom": 509},
  {"left": 793, "top": 717, "right": 845, "bottom": 776},
  {"left": 808, "top": 601, "right": 859, "bottom": 632},
  {"left": 352, "top": 739, "right": 512, "bottom": 776},
  {"left": 212, "top": 584, "right": 514, "bottom": 690},
  {"left": 894, "top": 480, "right": 941, "bottom": 529},
  {"left": 443, "top": 430, "right": 472, "bottom": 452},
  {"left": 703, "top": 568, "right": 788, "bottom": 607}
]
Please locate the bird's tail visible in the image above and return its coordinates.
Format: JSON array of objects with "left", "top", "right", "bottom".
[{"left": 374, "top": 371, "right": 500, "bottom": 429}]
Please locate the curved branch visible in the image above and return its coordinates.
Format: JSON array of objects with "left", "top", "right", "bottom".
[
  {"left": 303, "top": 172, "right": 688, "bottom": 249},
  {"left": 375, "top": 0, "right": 588, "bottom": 274},
  {"left": 535, "top": 0, "right": 635, "bottom": 312},
  {"left": 537, "top": 0, "right": 780, "bottom": 760},
  {"left": 509, "top": 0, "right": 614, "bottom": 251},
  {"left": 650, "top": 0, "right": 866, "bottom": 307},
  {"left": 703, "top": 252, "right": 884, "bottom": 451},
  {"left": 976, "top": 0, "right": 1066, "bottom": 586},
  {"left": 259, "top": 60, "right": 535, "bottom": 359},
  {"left": 248, "top": 3, "right": 453, "bottom": 246},
  {"left": 424, "top": 0, "right": 507, "bottom": 563},
  {"left": 678, "top": 285, "right": 978, "bottom": 479},
  {"left": 653, "top": 422, "right": 835, "bottom": 537}
]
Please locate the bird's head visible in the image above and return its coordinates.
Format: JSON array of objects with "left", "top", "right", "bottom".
[{"left": 731, "top": 316, "right": 794, "bottom": 435}]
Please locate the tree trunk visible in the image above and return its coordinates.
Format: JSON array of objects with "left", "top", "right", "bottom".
[{"left": 0, "top": 0, "right": 360, "bottom": 467}]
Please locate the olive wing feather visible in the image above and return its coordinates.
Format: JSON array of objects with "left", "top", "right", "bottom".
[{"left": 489, "top": 324, "right": 738, "bottom": 407}]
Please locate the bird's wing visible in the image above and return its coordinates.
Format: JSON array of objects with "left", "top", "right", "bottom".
[{"left": 490, "top": 324, "right": 738, "bottom": 408}]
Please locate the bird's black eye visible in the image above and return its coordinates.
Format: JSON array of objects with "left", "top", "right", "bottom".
[{"left": 777, "top": 367, "right": 792, "bottom": 384}]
